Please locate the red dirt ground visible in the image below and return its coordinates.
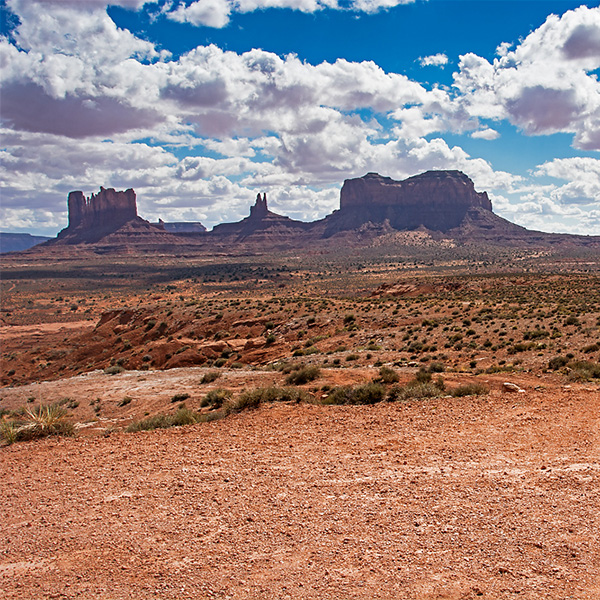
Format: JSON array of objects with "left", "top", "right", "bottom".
[{"left": 2, "top": 378, "right": 599, "bottom": 600}]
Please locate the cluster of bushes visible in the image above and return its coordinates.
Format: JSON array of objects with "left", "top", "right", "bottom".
[
  {"left": 548, "top": 356, "right": 600, "bottom": 380},
  {"left": 127, "top": 386, "right": 311, "bottom": 433},
  {"left": 0, "top": 404, "right": 75, "bottom": 445},
  {"left": 321, "top": 368, "right": 488, "bottom": 405}
]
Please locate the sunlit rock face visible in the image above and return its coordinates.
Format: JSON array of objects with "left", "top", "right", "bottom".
[
  {"left": 333, "top": 170, "right": 493, "bottom": 232},
  {"left": 67, "top": 187, "right": 137, "bottom": 231},
  {"left": 56, "top": 187, "right": 160, "bottom": 244}
]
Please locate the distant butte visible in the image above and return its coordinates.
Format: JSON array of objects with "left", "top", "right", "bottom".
[
  {"left": 54, "top": 187, "right": 165, "bottom": 245},
  {"left": 324, "top": 170, "right": 493, "bottom": 234},
  {"left": 211, "top": 193, "right": 310, "bottom": 242},
  {"left": 24, "top": 170, "right": 600, "bottom": 254}
]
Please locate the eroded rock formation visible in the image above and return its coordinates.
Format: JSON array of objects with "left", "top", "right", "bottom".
[
  {"left": 67, "top": 187, "right": 137, "bottom": 231},
  {"left": 325, "top": 171, "right": 493, "bottom": 234},
  {"left": 55, "top": 187, "right": 163, "bottom": 244}
]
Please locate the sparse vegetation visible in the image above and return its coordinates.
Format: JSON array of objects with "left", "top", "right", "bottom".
[
  {"left": 449, "top": 382, "right": 490, "bottom": 397},
  {"left": 285, "top": 365, "right": 321, "bottom": 385},
  {"left": 321, "top": 383, "right": 386, "bottom": 405},
  {"left": 104, "top": 365, "right": 125, "bottom": 375},
  {"left": 171, "top": 392, "right": 190, "bottom": 403},
  {"left": 200, "top": 371, "right": 221, "bottom": 384},
  {"left": 0, "top": 404, "right": 75, "bottom": 445}
]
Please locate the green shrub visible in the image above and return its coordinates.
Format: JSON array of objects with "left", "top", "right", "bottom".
[
  {"left": 548, "top": 356, "right": 569, "bottom": 370},
  {"left": 1, "top": 404, "right": 75, "bottom": 444},
  {"left": 523, "top": 329, "right": 549, "bottom": 340},
  {"left": 387, "top": 371, "right": 446, "bottom": 402},
  {"left": 104, "top": 365, "right": 125, "bottom": 375},
  {"left": 582, "top": 343, "right": 600, "bottom": 354},
  {"left": 171, "top": 392, "right": 190, "bottom": 403},
  {"left": 126, "top": 406, "right": 200, "bottom": 432},
  {"left": 285, "top": 365, "right": 321, "bottom": 385},
  {"left": 232, "top": 386, "right": 309, "bottom": 409},
  {"left": 322, "top": 383, "right": 386, "bottom": 405},
  {"left": 568, "top": 361, "right": 600, "bottom": 381},
  {"left": 200, "top": 371, "right": 221, "bottom": 384},
  {"left": 449, "top": 383, "right": 489, "bottom": 397},
  {"left": 200, "top": 388, "right": 232, "bottom": 409},
  {"left": 378, "top": 366, "right": 399, "bottom": 384}
]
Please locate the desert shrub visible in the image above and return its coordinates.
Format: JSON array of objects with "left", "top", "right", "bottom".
[
  {"left": 285, "top": 365, "right": 321, "bottom": 385},
  {"left": 428, "top": 361, "right": 445, "bottom": 373},
  {"left": 171, "top": 392, "right": 190, "bottom": 403},
  {"left": 0, "top": 421, "right": 19, "bottom": 445},
  {"left": 104, "top": 365, "right": 125, "bottom": 375},
  {"left": 231, "top": 386, "right": 309, "bottom": 411},
  {"left": 200, "top": 371, "right": 221, "bottom": 384},
  {"left": 507, "top": 342, "right": 536, "bottom": 354},
  {"left": 126, "top": 406, "right": 200, "bottom": 432},
  {"left": 414, "top": 368, "right": 433, "bottom": 383},
  {"left": 170, "top": 406, "right": 199, "bottom": 427},
  {"left": 567, "top": 361, "right": 600, "bottom": 381},
  {"left": 387, "top": 370, "right": 446, "bottom": 402},
  {"left": 1, "top": 404, "right": 75, "bottom": 444},
  {"left": 345, "top": 353, "right": 359, "bottom": 361},
  {"left": 564, "top": 315, "right": 580, "bottom": 326},
  {"left": 388, "top": 380, "right": 445, "bottom": 402},
  {"left": 293, "top": 346, "right": 319, "bottom": 357},
  {"left": 200, "top": 388, "right": 232, "bottom": 408},
  {"left": 118, "top": 396, "right": 133, "bottom": 407},
  {"left": 322, "top": 383, "right": 386, "bottom": 405},
  {"left": 407, "top": 341, "right": 424, "bottom": 353},
  {"left": 214, "top": 358, "right": 227, "bottom": 367},
  {"left": 582, "top": 343, "right": 600, "bottom": 354},
  {"left": 548, "top": 356, "right": 569, "bottom": 370},
  {"left": 523, "top": 329, "right": 549, "bottom": 341},
  {"left": 378, "top": 366, "right": 399, "bottom": 384},
  {"left": 449, "top": 383, "right": 490, "bottom": 397}
]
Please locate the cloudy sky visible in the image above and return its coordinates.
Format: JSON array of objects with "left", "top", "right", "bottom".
[{"left": 1, "top": 0, "right": 599, "bottom": 236}]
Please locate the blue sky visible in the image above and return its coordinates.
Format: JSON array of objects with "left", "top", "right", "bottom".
[{"left": 1, "top": 0, "right": 599, "bottom": 235}]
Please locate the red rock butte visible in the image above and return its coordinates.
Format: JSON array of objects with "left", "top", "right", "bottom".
[
  {"left": 330, "top": 170, "right": 493, "bottom": 233},
  {"left": 67, "top": 187, "right": 137, "bottom": 231}
]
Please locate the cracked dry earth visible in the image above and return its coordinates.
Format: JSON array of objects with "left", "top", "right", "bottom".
[{"left": 2, "top": 383, "right": 599, "bottom": 600}]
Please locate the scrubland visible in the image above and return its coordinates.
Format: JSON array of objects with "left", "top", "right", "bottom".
[{"left": 1, "top": 248, "right": 599, "bottom": 599}]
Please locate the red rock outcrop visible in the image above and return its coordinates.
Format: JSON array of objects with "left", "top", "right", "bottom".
[
  {"left": 211, "top": 192, "right": 310, "bottom": 244},
  {"left": 54, "top": 187, "right": 165, "bottom": 245},
  {"left": 67, "top": 187, "right": 137, "bottom": 231},
  {"left": 324, "top": 170, "right": 493, "bottom": 234}
]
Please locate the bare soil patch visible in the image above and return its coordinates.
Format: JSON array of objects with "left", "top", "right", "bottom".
[{"left": 2, "top": 382, "right": 599, "bottom": 599}]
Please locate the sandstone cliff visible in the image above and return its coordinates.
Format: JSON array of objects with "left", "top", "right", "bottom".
[
  {"left": 324, "top": 171, "right": 493, "bottom": 234},
  {"left": 54, "top": 187, "right": 164, "bottom": 245}
]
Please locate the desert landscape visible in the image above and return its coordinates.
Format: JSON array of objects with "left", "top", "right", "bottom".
[
  {"left": 2, "top": 1, "right": 600, "bottom": 597},
  {"left": 2, "top": 202, "right": 600, "bottom": 598}
]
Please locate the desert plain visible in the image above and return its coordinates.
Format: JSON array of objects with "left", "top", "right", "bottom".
[{"left": 1, "top": 247, "right": 599, "bottom": 599}]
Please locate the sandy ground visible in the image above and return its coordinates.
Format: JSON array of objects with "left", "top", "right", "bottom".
[{"left": 1, "top": 380, "right": 599, "bottom": 600}]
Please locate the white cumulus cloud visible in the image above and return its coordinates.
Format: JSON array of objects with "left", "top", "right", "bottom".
[{"left": 418, "top": 53, "right": 448, "bottom": 67}]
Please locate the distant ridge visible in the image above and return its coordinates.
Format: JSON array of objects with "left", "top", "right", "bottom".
[
  {"left": 18, "top": 171, "right": 600, "bottom": 255},
  {"left": 0, "top": 232, "right": 51, "bottom": 254}
]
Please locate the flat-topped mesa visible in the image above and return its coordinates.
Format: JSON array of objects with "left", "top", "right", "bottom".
[
  {"left": 67, "top": 187, "right": 137, "bottom": 231},
  {"left": 336, "top": 170, "right": 492, "bottom": 232}
]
